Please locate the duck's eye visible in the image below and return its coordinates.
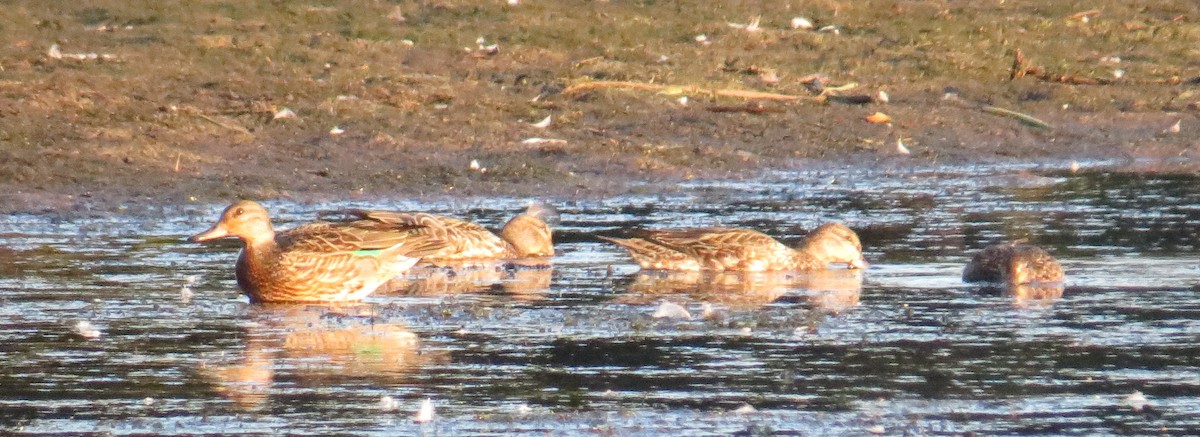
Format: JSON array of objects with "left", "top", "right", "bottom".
[{"left": 233, "top": 207, "right": 244, "bottom": 217}]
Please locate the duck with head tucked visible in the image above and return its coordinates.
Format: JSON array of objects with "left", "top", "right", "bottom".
[
  {"left": 962, "top": 242, "right": 1064, "bottom": 285},
  {"left": 189, "top": 200, "right": 446, "bottom": 303},
  {"left": 599, "top": 222, "right": 867, "bottom": 272},
  {"left": 337, "top": 202, "right": 555, "bottom": 262}
]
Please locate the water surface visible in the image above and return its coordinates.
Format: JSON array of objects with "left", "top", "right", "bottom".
[{"left": 2, "top": 162, "right": 1198, "bottom": 435}]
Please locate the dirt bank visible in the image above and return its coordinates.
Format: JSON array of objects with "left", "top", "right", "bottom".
[{"left": 1, "top": 1, "right": 1197, "bottom": 214}]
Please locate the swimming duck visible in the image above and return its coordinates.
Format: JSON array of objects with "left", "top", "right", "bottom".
[
  {"left": 340, "top": 204, "right": 554, "bottom": 261},
  {"left": 189, "top": 200, "right": 445, "bottom": 303},
  {"left": 962, "top": 242, "right": 1064, "bottom": 284},
  {"left": 599, "top": 222, "right": 867, "bottom": 272}
]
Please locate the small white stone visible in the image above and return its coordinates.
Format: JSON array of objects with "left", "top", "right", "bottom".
[
  {"left": 1166, "top": 119, "right": 1181, "bottom": 134},
  {"left": 329, "top": 126, "right": 345, "bottom": 135},
  {"left": 896, "top": 139, "right": 911, "bottom": 155},
  {"left": 272, "top": 108, "right": 297, "bottom": 120},
  {"left": 791, "top": 17, "right": 814, "bottom": 30}
]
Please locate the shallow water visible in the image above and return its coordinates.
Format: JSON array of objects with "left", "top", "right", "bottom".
[{"left": 2, "top": 161, "right": 1199, "bottom": 435}]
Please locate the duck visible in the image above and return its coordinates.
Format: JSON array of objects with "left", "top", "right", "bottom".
[
  {"left": 962, "top": 242, "right": 1064, "bottom": 285},
  {"left": 189, "top": 200, "right": 445, "bottom": 303},
  {"left": 338, "top": 203, "right": 554, "bottom": 262},
  {"left": 598, "top": 222, "right": 867, "bottom": 272}
]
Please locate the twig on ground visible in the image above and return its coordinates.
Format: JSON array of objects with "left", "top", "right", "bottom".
[{"left": 562, "top": 80, "right": 821, "bottom": 102}]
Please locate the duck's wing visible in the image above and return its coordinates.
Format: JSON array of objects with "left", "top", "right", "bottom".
[
  {"left": 597, "top": 234, "right": 696, "bottom": 269},
  {"left": 344, "top": 211, "right": 509, "bottom": 259},
  {"left": 645, "top": 228, "right": 781, "bottom": 257},
  {"left": 278, "top": 222, "right": 443, "bottom": 258}
]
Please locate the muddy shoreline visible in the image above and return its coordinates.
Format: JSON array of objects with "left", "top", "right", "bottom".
[{"left": 1, "top": 1, "right": 1196, "bottom": 215}]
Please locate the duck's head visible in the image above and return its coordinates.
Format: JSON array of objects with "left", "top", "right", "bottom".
[
  {"left": 500, "top": 213, "right": 554, "bottom": 257},
  {"left": 803, "top": 222, "right": 868, "bottom": 269},
  {"left": 190, "top": 200, "right": 275, "bottom": 246}
]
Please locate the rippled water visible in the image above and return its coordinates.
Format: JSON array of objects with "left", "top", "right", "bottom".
[{"left": 2, "top": 161, "right": 1199, "bottom": 435}]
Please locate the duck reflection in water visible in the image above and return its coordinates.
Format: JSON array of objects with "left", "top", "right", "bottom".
[
  {"left": 971, "top": 283, "right": 1066, "bottom": 308},
  {"left": 616, "top": 269, "right": 863, "bottom": 312},
  {"left": 201, "top": 304, "right": 446, "bottom": 409}
]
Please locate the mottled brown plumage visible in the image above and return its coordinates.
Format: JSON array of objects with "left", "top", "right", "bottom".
[
  {"left": 342, "top": 208, "right": 553, "bottom": 261},
  {"left": 189, "top": 200, "right": 445, "bottom": 303},
  {"left": 600, "top": 222, "right": 866, "bottom": 272},
  {"left": 962, "top": 242, "right": 1064, "bottom": 284}
]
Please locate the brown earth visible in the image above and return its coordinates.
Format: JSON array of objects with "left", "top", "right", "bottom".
[{"left": 1, "top": 0, "right": 1197, "bottom": 214}]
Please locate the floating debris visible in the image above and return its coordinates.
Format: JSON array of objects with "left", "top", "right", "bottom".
[
  {"left": 529, "top": 115, "right": 552, "bottom": 129},
  {"left": 520, "top": 137, "right": 568, "bottom": 145},
  {"left": 380, "top": 395, "right": 400, "bottom": 411},
  {"left": 74, "top": 321, "right": 102, "bottom": 339},
  {"left": 272, "top": 108, "right": 297, "bottom": 120},
  {"left": 414, "top": 398, "right": 435, "bottom": 423},
  {"left": 1070, "top": 160, "right": 1081, "bottom": 173},
  {"left": 652, "top": 301, "right": 692, "bottom": 320},
  {"left": 514, "top": 403, "right": 533, "bottom": 415},
  {"left": 1124, "top": 390, "right": 1149, "bottom": 412},
  {"left": 143, "top": 397, "right": 155, "bottom": 406},
  {"left": 733, "top": 403, "right": 756, "bottom": 413},
  {"left": 867, "top": 425, "right": 886, "bottom": 434},
  {"left": 180, "top": 285, "right": 194, "bottom": 302},
  {"left": 791, "top": 17, "right": 814, "bottom": 30},
  {"left": 866, "top": 112, "right": 892, "bottom": 124},
  {"left": 896, "top": 139, "right": 910, "bottom": 155}
]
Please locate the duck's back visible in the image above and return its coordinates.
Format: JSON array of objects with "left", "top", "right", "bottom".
[{"left": 610, "top": 228, "right": 793, "bottom": 271}]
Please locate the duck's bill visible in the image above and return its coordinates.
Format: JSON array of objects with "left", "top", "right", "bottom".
[
  {"left": 189, "top": 226, "right": 229, "bottom": 242},
  {"left": 848, "top": 257, "right": 869, "bottom": 269}
]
